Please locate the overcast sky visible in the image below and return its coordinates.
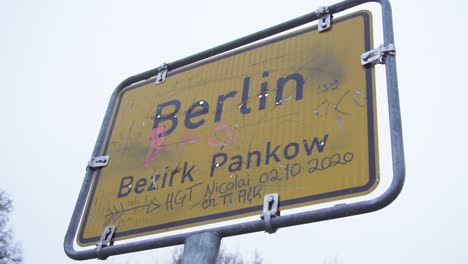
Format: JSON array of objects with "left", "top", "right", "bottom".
[{"left": 2, "top": 0, "right": 468, "bottom": 263}]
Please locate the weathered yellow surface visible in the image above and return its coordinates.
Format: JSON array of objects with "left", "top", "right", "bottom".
[{"left": 78, "top": 10, "right": 378, "bottom": 245}]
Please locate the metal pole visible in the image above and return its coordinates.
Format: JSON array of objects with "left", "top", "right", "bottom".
[{"left": 182, "top": 232, "right": 221, "bottom": 264}]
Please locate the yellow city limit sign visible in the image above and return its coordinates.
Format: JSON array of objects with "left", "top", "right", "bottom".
[{"left": 78, "top": 11, "right": 378, "bottom": 246}]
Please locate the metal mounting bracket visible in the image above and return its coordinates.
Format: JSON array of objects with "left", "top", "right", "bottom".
[
  {"left": 260, "top": 193, "right": 280, "bottom": 234},
  {"left": 316, "top": 6, "right": 332, "bottom": 32},
  {"left": 96, "top": 226, "right": 116, "bottom": 260},
  {"left": 155, "top": 63, "right": 168, "bottom": 84},
  {"left": 361, "top": 44, "right": 396, "bottom": 65},
  {"left": 88, "top": 155, "right": 109, "bottom": 169}
]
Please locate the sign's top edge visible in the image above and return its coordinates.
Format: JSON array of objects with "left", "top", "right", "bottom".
[{"left": 119, "top": 10, "right": 372, "bottom": 94}]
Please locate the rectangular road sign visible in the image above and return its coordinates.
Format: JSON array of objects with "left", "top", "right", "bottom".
[{"left": 77, "top": 10, "right": 378, "bottom": 246}]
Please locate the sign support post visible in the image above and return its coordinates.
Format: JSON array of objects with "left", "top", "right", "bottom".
[{"left": 182, "top": 232, "right": 221, "bottom": 264}]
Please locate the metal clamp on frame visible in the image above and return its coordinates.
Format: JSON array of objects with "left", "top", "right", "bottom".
[
  {"left": 260, "top": 193, "right": 280, "bottom": 234},
  {"left": 96, "top": 226, "right": 116, "bottom": 260},
  {"left": 361, "top": 44, "right": 396, "bottom": 65},
  {"left": 155, "top": 63, "right": 168, "bottom": 84},
  {"left": 87, "top": 155, "right": 109, "bottom": 169},
  {"left": 316, "top": 6, "right": 332, "bottom": 32}
]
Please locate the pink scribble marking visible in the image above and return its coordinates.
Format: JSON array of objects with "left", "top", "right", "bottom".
[
  {"left": 208, "top": 123, "right": 235, "bottom": 148},
  {"left": 144, "top": 125, "right": 167, "bottom": 167},
  {"left": 177, "top": 131, "right": 200, "bottom": 152},
  {"left": 182, "top": 131, "right": 200, "bottom": 145}
]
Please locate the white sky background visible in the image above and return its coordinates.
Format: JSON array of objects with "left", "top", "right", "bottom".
[{"left": 1, "top": 0, "right": 468, "bottom": 263}]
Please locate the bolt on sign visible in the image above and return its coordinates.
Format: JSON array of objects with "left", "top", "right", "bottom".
[{"left": 76, "top": 10, "right": 377, "bottom": 246}]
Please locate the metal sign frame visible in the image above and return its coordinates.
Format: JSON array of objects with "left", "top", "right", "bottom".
[
  {"left": 80, "top": 11, "right": 377, "bottom": 246},
  {"left": 64, "top": 0, "right": 404, "bottom": 260}
]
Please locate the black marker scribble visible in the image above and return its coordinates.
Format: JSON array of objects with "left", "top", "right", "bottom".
[{"left": 103, "top": 199, "right": 160, "bottom": 227}]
